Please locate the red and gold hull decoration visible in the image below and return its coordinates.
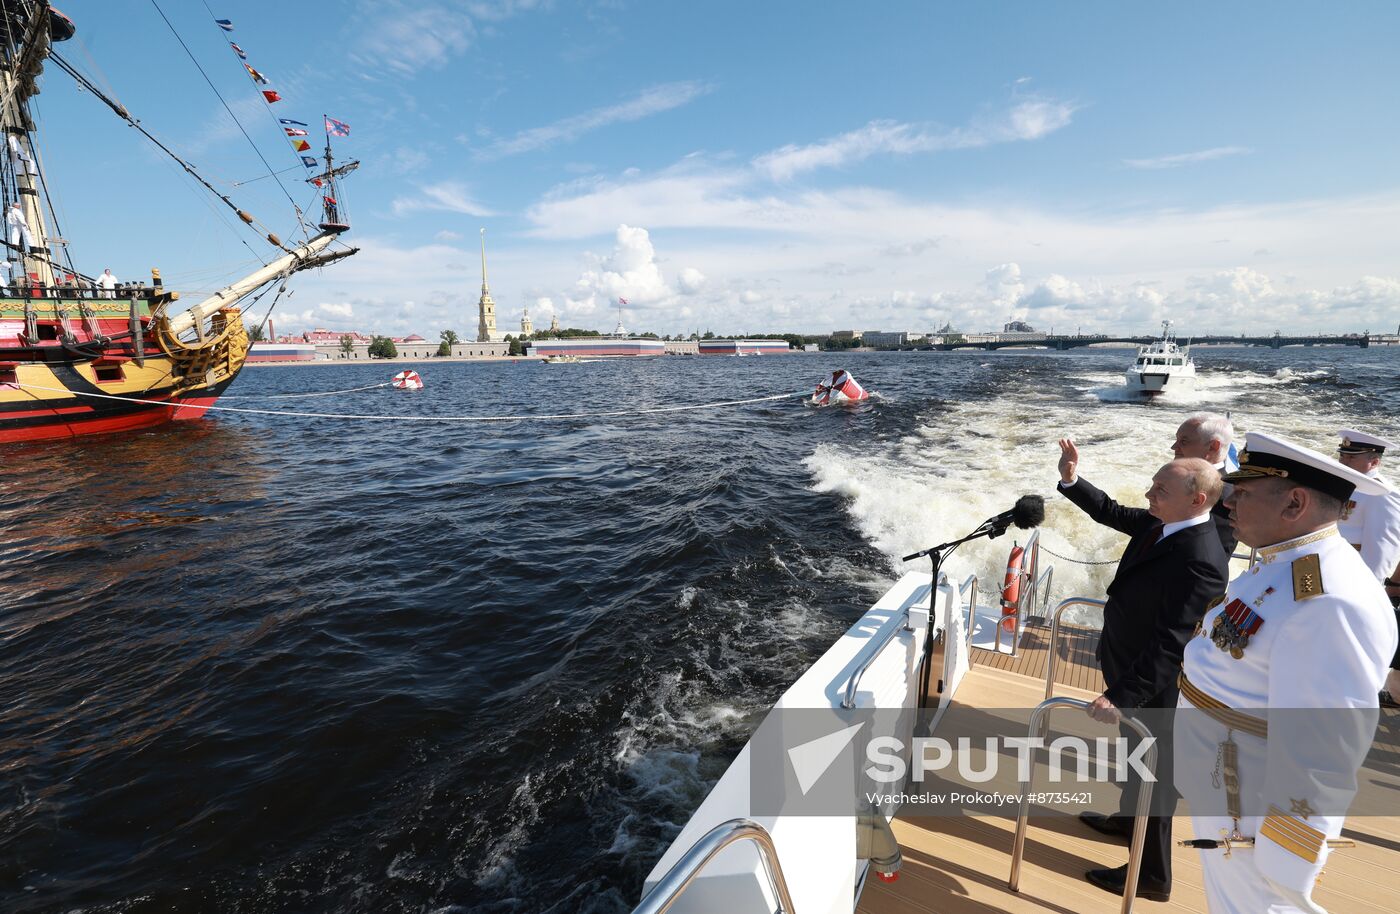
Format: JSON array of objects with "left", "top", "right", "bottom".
[{"left": 0, "top": 301, "right": 249, "bottom": 443}]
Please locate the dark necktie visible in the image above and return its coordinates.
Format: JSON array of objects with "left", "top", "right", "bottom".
[{"left": 1130, "top": 522, "right": 1164, "bottom": 562}]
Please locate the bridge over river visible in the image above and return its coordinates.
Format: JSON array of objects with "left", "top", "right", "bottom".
[{"left": 928, "top": 332, "right": 1393, "bottom": 352}]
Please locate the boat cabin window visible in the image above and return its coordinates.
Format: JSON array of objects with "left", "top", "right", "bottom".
[
  {"left": 36, "top": 324, "right": 59, "bottom": 341},
  {"left": 94, "top": 363, "right": 124, "bottom": 383},
  {"left": 0, "top": 365, "right": 15, "bottom": 385}
]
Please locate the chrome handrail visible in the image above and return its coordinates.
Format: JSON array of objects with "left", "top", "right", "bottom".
[
  {"left": 1045, "top": 597, "right": 1107, "bottom": 700},
  {"left": 1009, "top": 698, "right": 1157, "bottom": 914},
  {"left": 842, "top": 606, "right": 914, "bottom": 709},
  {"left": 633, "top": 818, "right": 797, "bottom": 914},
  {"left": 960, "top": 573, "right": 979, "bottom": 650},
  {"left": 1035, "top": 563, "right": 1054, "bottom": 616}
]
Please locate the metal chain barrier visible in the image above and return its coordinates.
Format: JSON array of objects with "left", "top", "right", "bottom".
[{"left": 1038, "top": 544, "right": 1119, "bottom": 566}]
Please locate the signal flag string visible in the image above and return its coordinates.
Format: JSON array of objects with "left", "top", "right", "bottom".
[{"left": 14, "top": 384, "right": 806, "bottom": 422}]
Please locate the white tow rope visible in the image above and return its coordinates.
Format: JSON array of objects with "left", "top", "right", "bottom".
[
  {"left": 220, "top": 382, "right": 392, "bottom": 399},
  {"left": 14, "top": 382, "right": 806, "bottom": 422}
]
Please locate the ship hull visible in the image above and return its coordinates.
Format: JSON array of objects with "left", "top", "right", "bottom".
[
  {"left": 0, "top": 297, "right": 249, "bottom": 443},
  {"left": 0, "top": 370, "right": 237, "bottom": 443}
]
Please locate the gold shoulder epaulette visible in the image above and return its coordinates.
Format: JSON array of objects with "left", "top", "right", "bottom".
[
  {"left": 1292, "top": 554, "right": 1324, "bottom": 600},
  {"left": 1206, "top": 595, "right": 1225, "bottom": 611}
]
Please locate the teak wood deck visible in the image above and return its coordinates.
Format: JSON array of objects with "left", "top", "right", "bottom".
[
  {"left": 972, "top": 619, "right": 1107, "bottom": 694},
  {"left": 858, "top": 635, "right": 1400, "bottom": 914}
]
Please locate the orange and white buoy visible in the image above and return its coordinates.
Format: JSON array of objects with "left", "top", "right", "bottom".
[
  {"left": 392, "top": 370, "right": 424, "bottom": 390},
  {"left": 1000, "top": 544, "right": 1024, "bottom": 633}
]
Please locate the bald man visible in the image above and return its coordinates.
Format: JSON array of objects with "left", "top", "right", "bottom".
[
  {"left": 1058, "top": 442, "right": 1231, "bottom": 902},
  {"left": 1172, "top": 413, "right": 1239, "bottom": 555}
]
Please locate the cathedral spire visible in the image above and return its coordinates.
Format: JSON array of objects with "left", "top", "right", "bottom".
[
  {"left": 480, "top": 227, "right": 490, "bottom": 292},
  {"left": 476, "top": 227, "right": 498, "bottom": 342}
]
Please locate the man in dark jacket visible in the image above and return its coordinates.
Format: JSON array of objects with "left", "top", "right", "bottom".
[{"left": 1057, "top": 438, "right": 1230, "bottom": 902}]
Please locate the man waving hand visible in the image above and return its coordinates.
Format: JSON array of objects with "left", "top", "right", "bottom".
[{"left": 1056, "top": 438, "right": 1230, "bottom": 902}]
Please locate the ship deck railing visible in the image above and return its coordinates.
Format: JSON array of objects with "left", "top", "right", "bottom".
[
  {"left": 634, "top": 819, "right": 797, "bottom": 914},
  {"left": 859, "top": 594, "right": 1400, "bottom": 914},
  {"left": 1, "top": 285, "right": 159, "bottom": 302}
]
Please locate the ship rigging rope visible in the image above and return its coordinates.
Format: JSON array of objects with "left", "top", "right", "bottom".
[
  {"left": 47, "top": 51, "right": 291, "bottom": 253},
  {"left": 13, "top": 383, "right": 806, "bottom": 422},
  {"left": 147, "top": 0, "right": 301, "bottom": 222}
]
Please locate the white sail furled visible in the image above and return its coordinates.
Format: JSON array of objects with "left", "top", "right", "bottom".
[{"left": 164, "top": 230, "right": 343, "bottom": 336}]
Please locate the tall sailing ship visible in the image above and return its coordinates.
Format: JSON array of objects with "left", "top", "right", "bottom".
[{"left": 0, "top": 2, "right": 356, "bottom": 442}]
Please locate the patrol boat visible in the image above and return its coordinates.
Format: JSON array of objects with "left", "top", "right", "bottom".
[
  {"left": 1123, "top": 321, "right": 1196, "bottom": 398},
  {"left": 632, "top": 523, "right": 1398, "bottom": 913},
  {"left": 0, "top": 2, "right": 356, "bottom": 442}
]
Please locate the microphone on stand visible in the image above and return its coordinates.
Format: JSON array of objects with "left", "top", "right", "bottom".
[
  {"left": 984, "top": 494, "right": 1045, "bottom": 539},
  {"left": 901, "top": 495, "right": 1045, "bottom": 561},
  {"left": 901, "top": 492, "right": 1046, "bottom": 712}
]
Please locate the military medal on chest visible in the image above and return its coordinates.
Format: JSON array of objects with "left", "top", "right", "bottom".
[{"left": 1210, "top": 589, "right": 1271, "bottom": 659}]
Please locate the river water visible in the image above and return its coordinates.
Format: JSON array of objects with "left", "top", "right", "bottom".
[{"left": 2, "top": 345, "right": 1397, "bottom": 912}]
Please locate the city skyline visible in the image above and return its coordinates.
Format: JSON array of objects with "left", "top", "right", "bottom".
[{"left": 30, "top": 2, "right": 1400, "bottom": 337}]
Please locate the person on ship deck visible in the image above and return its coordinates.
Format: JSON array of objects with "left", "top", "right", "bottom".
[
  {"left": 1056, "top": 439, "right": 1231, "bottom": 903},
  {"left": 1172, "top": 412, "right": 1239, "bottom": 555}
]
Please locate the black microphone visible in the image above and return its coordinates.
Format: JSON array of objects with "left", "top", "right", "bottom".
[
  {"left": 901, "top": 495, "right": 1045, "bottom": 561},
  {"left": 985, "top": 495, "right": 1045, "bottom": 536}
]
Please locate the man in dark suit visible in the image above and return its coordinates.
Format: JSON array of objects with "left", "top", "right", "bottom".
[
  {"left": 1057, "top": 439, "right": 1230, "bottom": 902},
  {"left": 1171, "top": 413, "right": 1238, "bottom": 556}
]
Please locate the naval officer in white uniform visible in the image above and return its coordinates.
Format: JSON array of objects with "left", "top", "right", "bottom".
[
  {"left": 1335, "top": 429, "right": 1400, "bottom": 587},
  {"left": 1336, "top": 429, "right": 1400, "bottom": 706},
  {"left": 1174, "top": 431, "right": 1396, "bottom": 914}
]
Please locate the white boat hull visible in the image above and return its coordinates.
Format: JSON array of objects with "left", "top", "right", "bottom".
[
  {"left": 642, "top": 570, "right": 971, "bottom": 913},
  {"left": 1123, "top": 367, "right": 1196, "bottom": 396}
]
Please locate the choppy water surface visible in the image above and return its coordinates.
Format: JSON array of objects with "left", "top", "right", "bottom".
[{"left": 3, "top": 346, "right": 1398, "bottom": 912}]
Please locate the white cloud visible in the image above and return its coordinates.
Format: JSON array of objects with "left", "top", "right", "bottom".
[
  {"left": 752, "top": 96, "right": 1077, "bottom": 181},
  {"left": 677, "top": 267, "right": 706, "bottom": 294},
  {"left": 569, "top": 224, "right": 673, "bottom": 313},
  {"left": 1124, "top": 146, "right": 1252, "bottom": 169},
  {"left": 983, "top": 263, "right": 1025, "bottom": 307},
  {"left": 352, "top": 3, "right": 476, "bottom": 76},
  {"left": 392, "top": 181, "right": 495, "bottom": 217},
  {"left": 476, "top": 81, "right": 712, "bottom": 159},
  {"left": 435, "top": 229, "right": 464, "bottom": 241}
]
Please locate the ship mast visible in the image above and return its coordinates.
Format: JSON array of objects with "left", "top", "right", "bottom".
[
  {"left": 0, "top": 0, "right": 59, "bottom": 288},
  {"left": 316, "top": 116, "right": 349, "bottom": 232}
]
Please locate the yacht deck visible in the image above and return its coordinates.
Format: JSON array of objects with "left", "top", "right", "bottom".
[{"left": 858, "top": 652, "right": 1400, "bottom": 914}]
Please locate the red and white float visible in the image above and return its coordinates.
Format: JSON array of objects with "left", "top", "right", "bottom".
[
  {"left": 811, "top": 369, "right": 869, "bottom": 405},
  {"left": 392, "top": 370, "right": 424, "bottom": 390}
]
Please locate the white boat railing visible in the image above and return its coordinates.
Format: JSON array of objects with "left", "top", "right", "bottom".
[
  {"left": 841, "top": 606, "right": 915, "bottom": 710},
  {"left": 1043, "top": 597, "right": 1107, "bottom": 700},
  {"left": 633, "top": 818, "right": 797, "bottom": 914},
  {"left": 1009, "top": 698, "right": 1157, "bottom": 914}
]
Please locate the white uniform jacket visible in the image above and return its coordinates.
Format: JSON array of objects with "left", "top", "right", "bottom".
[
  {"left": 1337, "top": 470, "right": 1400, "bottom": 581},
  {"left": 1175, "top": 526, "right": 1396, "bottom": 912}
]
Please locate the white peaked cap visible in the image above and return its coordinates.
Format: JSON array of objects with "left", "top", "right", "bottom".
[
  {"left": 1337, "top": 428, "right": 1396, "bottom": 453},
  {"left": 1225, "top": 431, "right": 1387, "bottom": 499}
]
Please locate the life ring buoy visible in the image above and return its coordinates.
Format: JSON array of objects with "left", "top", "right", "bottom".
[{"left": 1001, "top": 544, "right": 1024, "bottom": 633}]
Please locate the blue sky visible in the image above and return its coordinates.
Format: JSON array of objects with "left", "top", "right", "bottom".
[{"left": 30, "top": 1, "right": 1400, "bottom": 336}]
